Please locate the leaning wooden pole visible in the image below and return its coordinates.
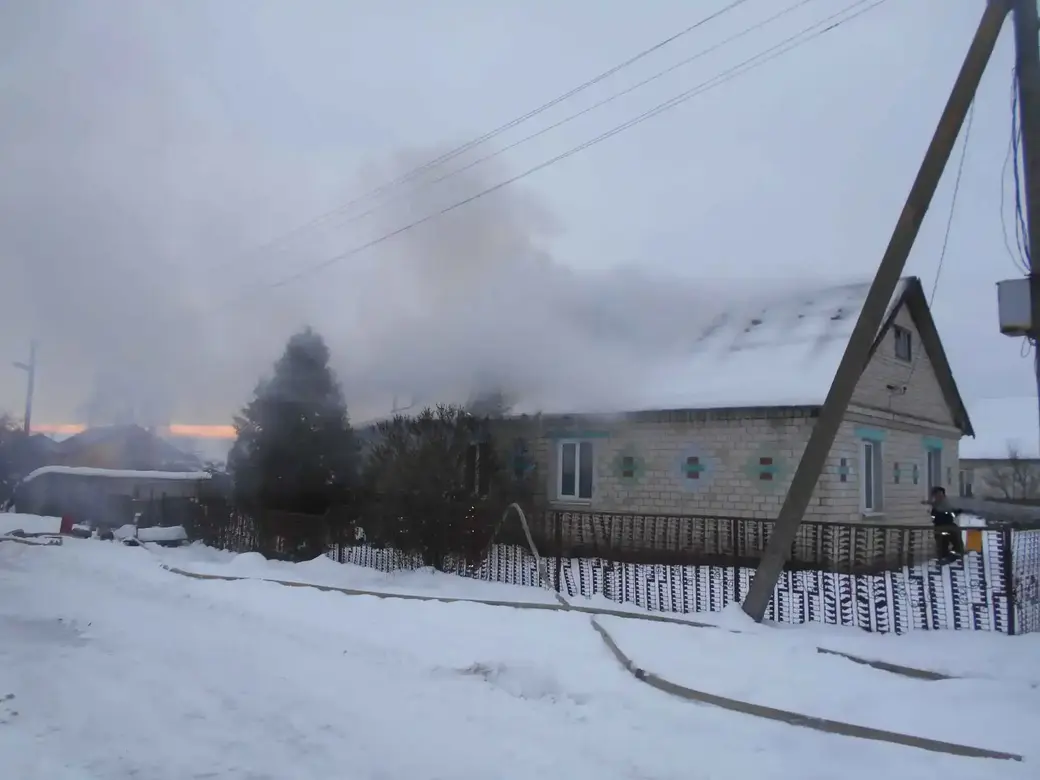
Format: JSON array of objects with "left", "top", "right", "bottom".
[{"left": 742, "top": 0, "right": 1011, "bottom": 622}]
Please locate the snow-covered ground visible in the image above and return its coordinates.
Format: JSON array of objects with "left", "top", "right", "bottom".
[
  {"left": 2, "top": 534, "right": 1037, "bottom": 778},
  {"left": 0, "top": 513, "right": 61, "bottom": 536}
]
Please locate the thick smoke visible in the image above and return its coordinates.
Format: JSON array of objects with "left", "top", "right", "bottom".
[
  {"left": 276, "top": 145, "right": 818, "bottom": 421},
  {"left": 0, "top": 1, "right": 855, "bottom": 428}
]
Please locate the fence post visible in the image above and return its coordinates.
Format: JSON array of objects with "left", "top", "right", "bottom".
[
  {"left": 1002, "top": 525, "right": 1017, "bottom": 636},
  {"left": 731, "top": 519, "right": 741, "bottom": 603},
  {"left": 554, "top": 510, "right": 563, "bottom": 593}
]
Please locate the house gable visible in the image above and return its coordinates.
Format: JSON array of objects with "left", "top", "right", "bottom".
[{"left": 851, "top": 279, "right": 972, "bottom": 435}]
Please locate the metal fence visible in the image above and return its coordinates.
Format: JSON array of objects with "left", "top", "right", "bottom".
[
  {"left": 182, "top": 499, "right": 1040, "bottom": 634},
  {"left": 539, "top": 511, "right": 938, "bottom": 573}
]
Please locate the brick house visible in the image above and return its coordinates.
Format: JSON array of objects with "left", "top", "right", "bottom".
[{"left": 496, "top": 276, "right": 972, "bottom": 525}]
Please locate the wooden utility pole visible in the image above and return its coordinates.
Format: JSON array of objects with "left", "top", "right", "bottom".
[
  {"left": 742, "top": 1, "right": 1012, "bottom": 622},
  {"left": 1012, "top": 0, "right": 1040, "bottom": 454},
  {"left": 12, "top": 340, "right": 37, "bottom": 436}
]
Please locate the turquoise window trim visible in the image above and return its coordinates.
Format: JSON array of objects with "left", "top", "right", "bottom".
[
  {"left": 922, "top": 436, "right": 944, "bottom": 451},
  {"left": 854, "top": 426, "right": 886, "bottom": 442}
]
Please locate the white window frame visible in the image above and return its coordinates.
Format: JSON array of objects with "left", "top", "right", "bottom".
[
  {"left": 893, "top": 325, "right": 912, "bottom": 362},
  {"left": 556, "top": 439, "right": 593, "bottom": 501},
  {"left": 861, "top": 440, "right": 884, "bottom": 514},
  {"left": 927, "top": 448, "right": 943, "bottom": 495}
]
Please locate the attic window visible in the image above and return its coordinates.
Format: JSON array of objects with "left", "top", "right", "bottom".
[{"left": 893, "top": 325, "right": 912, "bottom": 362}]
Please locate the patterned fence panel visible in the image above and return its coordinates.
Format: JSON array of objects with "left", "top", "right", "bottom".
[
  {"left": 327, "top": 530, "right": 1022, "bottom": 634},
  {"left": 1010, "top": 527, "right": 1040, "bottom": 634}
]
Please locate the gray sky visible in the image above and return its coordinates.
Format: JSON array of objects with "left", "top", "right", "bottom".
[{"left": 0, "top": 0, "right": 1033, "bottom": 427}]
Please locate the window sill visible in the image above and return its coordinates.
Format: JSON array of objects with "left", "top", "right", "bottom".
[
  {"left": 553, "top": 498, "right": 593, "bottom": 507},
  {"left": 861, "top": 511, "right": 885, "bottom": 519}
]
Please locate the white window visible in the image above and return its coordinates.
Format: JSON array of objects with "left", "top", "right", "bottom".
[
  {"left": 861, "top": 440, "right": 884, "bottom": 513},
  {"left": 893, "top": 325, "right": 912, "bottom": 362},
  {"left": 557, "top": 440, "right": 593, "bottom": 501},
  {"left": 958, "top": 468, "right": 974, "bottom": 498},
  {"left": 927, "top": 448, "right": 942, "bottom": 493}
]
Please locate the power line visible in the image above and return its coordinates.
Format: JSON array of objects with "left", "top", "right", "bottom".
[
  {"left": 211, "top": 0, "right": 753, "bottom": 273},
  {"left": 338, "top": 0, "right": 823, "bottom": 234},
  {"left": 228, "top": 0, "right": 889, "bottom": 303},
  {"left": 998, "top": 84, "right": 1023, "bottom": 272},
  {"left": 905, "top": 99, "right": 975, "bottom": 386},
  {"left": 1011, "top": 81, "right": 1033, "bottom": 268}
]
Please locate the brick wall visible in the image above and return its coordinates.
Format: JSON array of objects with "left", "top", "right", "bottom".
[
  {"left": 534, "top": 408, "right": 814, "bottom": 519},
  {"left": 518, "top": 411, "right": 957, "bottom": 525}
]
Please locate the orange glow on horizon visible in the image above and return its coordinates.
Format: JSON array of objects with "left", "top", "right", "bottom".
[
  {"left": 168, "top": 424, "right": 236, "bottom": 439},
  {"left": 33, "top": 423, "right": 236, "bottom": 440}
]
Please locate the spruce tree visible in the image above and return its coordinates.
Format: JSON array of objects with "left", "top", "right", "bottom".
[{"left": 229, "top": 328, "right": 357, "bottom": 515}]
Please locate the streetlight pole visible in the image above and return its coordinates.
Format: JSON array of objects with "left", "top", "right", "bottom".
[{"left": 12, "top": 340, "right": 37, "bottom": 435}]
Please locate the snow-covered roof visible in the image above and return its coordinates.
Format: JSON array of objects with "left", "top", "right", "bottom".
[
  {"left": 20, "top": 466, "right": 212, "bottom": 484},
  {"left": 513, "top": 277, "right": 911, "bottom": 415},
  {"left": 961, "top": 397, "right": 1040, "bottom": 460}
]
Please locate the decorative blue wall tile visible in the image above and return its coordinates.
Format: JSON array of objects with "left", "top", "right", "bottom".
[
  {"left": 838, "top": 458, "right": 850, "bottom": 483},
  {"left": 612, "top": 447, "right": 646, "bottom": 484},
  {"left": 744, "top": 450, "right": 788, "bottom": 490},
  {"left": 677, "top": 446, "right": 714, "bottom": 493}
]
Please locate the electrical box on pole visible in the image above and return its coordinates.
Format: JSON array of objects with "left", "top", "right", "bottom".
[{"left": 997, "top": 277, "right": 1037, "bottom": 337}]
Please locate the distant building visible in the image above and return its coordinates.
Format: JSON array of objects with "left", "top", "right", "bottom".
[
  {"left": 959, "top": 397, "right": 1040, "bottom": 500},
  {"left": 12, "top": 465, "right": 212, "bottom": 528}
]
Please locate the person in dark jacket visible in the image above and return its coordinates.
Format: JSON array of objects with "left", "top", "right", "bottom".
[{"left": 928, "top": 486, "right": 965, "bottom": 562}]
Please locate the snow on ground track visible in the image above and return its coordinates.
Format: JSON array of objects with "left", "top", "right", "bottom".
[
  {"left": 600, "top": 615, "right": 1040, "bottom": 760},
  {"left": 158, "top": 541, "right": 1040, "bottom": 686},
  {"left": 158, "top": 541, "right": 564, "bottom": 604},
  {"left": 0, "top": 539, "right": 1030, "bottom": 780}
]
